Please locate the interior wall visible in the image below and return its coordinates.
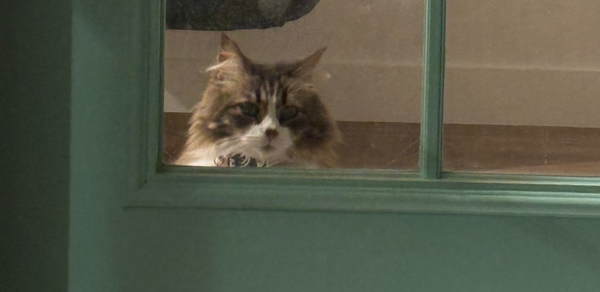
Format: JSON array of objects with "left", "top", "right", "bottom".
[
  {"left": 444, "top": 0, "right": 600, "bottom": 128},
  {"left": 164, "top": 0, "right": 424, "bottom": 123},
  {"left": 164, "top": 0, "right": 600, "bottom": 128}
]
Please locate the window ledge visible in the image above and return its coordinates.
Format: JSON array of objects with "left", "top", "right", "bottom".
[{"left": 126, "top": 166, "right": 600, "bottom": 218}]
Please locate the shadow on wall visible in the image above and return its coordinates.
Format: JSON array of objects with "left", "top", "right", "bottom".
[{"left": 166, "top": 0, "right": 321, "bottom": 30}]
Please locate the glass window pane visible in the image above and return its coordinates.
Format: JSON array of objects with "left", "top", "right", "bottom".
[
  {"left": 163, "top": 0, "right": 424, "bottom": 169},
  {"left": 444, "top": 0, "right": 600, "bottom": 176}
]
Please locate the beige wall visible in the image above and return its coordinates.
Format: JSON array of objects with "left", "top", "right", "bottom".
[
  {"left": 165, "top": 0, "right": 600, "bottom": 127},
  {"left": 445, "top": 0, "right": 600, "bottom": 128}
]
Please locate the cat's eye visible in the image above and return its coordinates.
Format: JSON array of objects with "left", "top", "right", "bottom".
[
  {"left": 237, "top": 102, "right": 259, "bottom": 119},
  {"left": 278, "top": 106, "right": 298, "bottom": 123}
]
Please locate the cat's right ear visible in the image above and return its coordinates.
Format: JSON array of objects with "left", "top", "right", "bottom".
[
  {"left": 289, "top": 47, "right": 327, "bottom": 78},
  {"left": 218, "top": 33, "right": 246, "bottom": 63}
]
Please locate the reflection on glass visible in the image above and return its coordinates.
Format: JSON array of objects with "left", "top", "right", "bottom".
[
  {"left": 444, "top": 0, "right": 600, "bottom": 176},
  {"left": 163, "top": 0, "right": 424, "bottom": 169}
]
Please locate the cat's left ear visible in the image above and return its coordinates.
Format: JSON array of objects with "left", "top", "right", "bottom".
[
  {"left": 291, "top": 47, "right": 327, "bottom": 77},
  {"left": 208, "top": 34, "right": 250, "bottom": 80}
]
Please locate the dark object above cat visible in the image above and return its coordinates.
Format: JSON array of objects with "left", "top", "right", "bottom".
[
  {"left": 166, "top": 0, "right": 321, "bottom": 30},
  {"left": 176, "top": 34, "right": 341, "bottom": 168}
]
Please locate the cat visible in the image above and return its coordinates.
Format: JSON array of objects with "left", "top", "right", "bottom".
[{"left": 175, "top": 34, "right": 341, "bottom": 168}]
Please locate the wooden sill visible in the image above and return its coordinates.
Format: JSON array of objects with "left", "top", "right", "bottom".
[{"left": 163, "top": 112, "right": 600, "bottom": 176}]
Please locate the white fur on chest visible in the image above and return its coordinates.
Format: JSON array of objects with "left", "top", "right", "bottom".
[
  {"left": 184, "top": 144, "right": 319, "bottom": 168},
  {"left": 184, "top": 128, "right": 292, "bottom": 167}
]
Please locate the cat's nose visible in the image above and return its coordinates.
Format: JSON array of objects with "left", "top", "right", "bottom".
[{"left": 265, "top": 129, "right": 279, "bottom": 141}]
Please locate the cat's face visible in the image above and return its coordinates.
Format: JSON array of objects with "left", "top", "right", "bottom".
[
  {"left": 204, "top": 82, "right": 297, "bottom": 166},
  {"left": 180, "top": 34, "right": 340, "bottom": 167}
]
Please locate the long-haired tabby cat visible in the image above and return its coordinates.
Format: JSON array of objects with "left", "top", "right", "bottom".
[{"left": 176, "top": 34, "right": 341, "bottom": 168}]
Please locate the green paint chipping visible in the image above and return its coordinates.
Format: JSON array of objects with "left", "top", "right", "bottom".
[{"left": 419, "top": 0, "right": 446, "bottom": 179}]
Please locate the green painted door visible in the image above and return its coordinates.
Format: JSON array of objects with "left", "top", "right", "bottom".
[{"left": 3, "top": 0, "right": 600, "bottom": 291}]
